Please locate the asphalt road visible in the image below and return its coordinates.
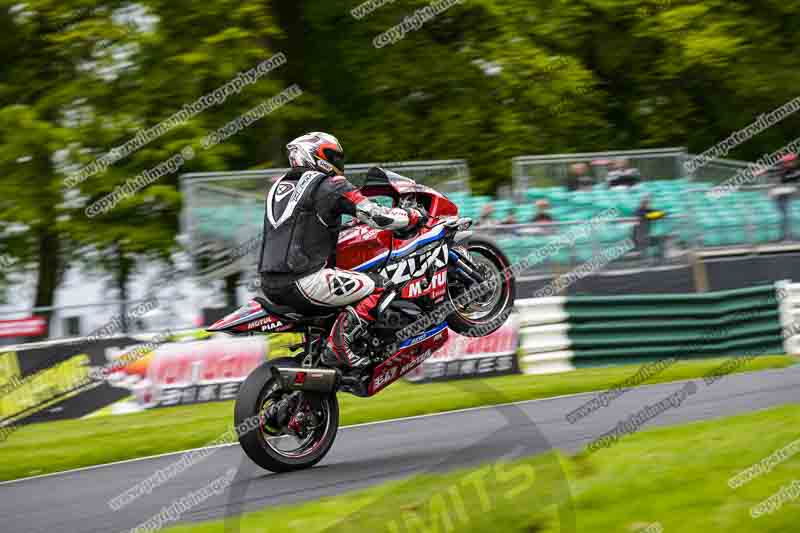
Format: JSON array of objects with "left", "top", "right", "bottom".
[{"left": 2, "top": 366, "right": 799, "bottom": 533}]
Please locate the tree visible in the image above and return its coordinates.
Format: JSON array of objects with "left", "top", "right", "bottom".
[{"left": 0, "top": 1, "right": 135, "bottom": 331}]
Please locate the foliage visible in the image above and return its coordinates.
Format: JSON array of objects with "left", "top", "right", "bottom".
[{"left": 2, "top": 0, "right": 800, "bottom": 306}]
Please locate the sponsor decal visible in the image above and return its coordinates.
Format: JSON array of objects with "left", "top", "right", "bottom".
[
  {"left": 370, "top": 326, "right": 447, "bottom": 395},
  {"left": 245, "top": 316, "right": 285, "bottom": 331},
  {"left": 326, "top": 272, "right": 365, "bottom": 297},
  {"left": 246, "top": 317, "right": 273, "bottom": 330},
  {"left": 373, "top": 367, "right": 398, "bottom": 389},
  {"left": 402, "top": 268, "right": 447, "bottom": 299},
  {"left": 157, "top": 381, "right": 241, "bottom": 407},
  {"left": 372, "top": 348, "right": 434, "bottom": 392},
  {"left": 416, "top": 355, "right": 517, "bottom": 381},
  {"left": 380, "top": 242, "right": 448, "bottom": 284},
  {"left": 316, "top": 159, "right": 335, "bottom": 174},
  {"left": 360, "top": 227, "right": 380, "bottom": 240},
  {"left": 266, "top": 172, "right": 320, "bottom": 228},
  {"left": 274, "top": 182, "right": 295, "bottom": 202},
  {"left": 337, "top": 228, "right": 361, "bottom": 243},
  {"left": 399, "top": 348, "right": 433, "bottom": 375},
  {"left": 260, "top": 320, "right": 285, "bottom": 332},
  {"left": 399, "top": 322, "right": 448, "bottom": 348}
]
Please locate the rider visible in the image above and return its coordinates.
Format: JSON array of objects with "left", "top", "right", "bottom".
[{"left": 258, "top": 132, "right": 426, "bottom": 369}]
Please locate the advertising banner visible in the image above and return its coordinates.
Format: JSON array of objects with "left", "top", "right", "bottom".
[
  {"left": 0, "top": 337, "right": 132, "bottom": 425},
  {"left": 0, "top": 333, "right": 266, "bottom": 424},
  {"left": 0, "top": 316, "right": 47, "bottom": 338},
  {"left": 108, "top": 336, "right": 266, "bottom": 410},
  {"left": 405, "top": 314, "right": 520, "bottom": 383}
]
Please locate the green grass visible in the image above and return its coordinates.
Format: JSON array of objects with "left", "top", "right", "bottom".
[
  {"left": 0, "top": 355, "right": 794, "bottom": 482},
  {"left": 160, "top": 403, "right": 800, "bottom": 533}
]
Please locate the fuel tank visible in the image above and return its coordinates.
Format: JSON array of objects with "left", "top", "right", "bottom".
[{"left": 335, "top": 224, "right": 393, "bottom": 272}]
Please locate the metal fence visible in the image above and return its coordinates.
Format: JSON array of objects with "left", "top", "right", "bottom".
[
  {"left": 683, "top": 184, "right": 800, "bottom": 249},
  {"left": 684, "top": 157, "right": 756, "bottom": 185},
  {"left": 472, "top": 216, "right": 692, "bottom": 278},
  {"left": 0, "top": 299, "right": 196, "bottom": 343},
  {"left": 180, "top": 160, "right": 472, "bottom": 281},
  {"left": 511, "top": 147, "right": 689, "bottom": 199}
]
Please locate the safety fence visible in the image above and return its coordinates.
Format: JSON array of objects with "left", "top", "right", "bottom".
[
  {"left": 2, "top": 282, "right": 794, "bottom": 426},
  {"left": 777, "top": 281, "right": 800, "bottom": 355},
  {"left": 181, "top": 159, "right": 471, "bottom": 280},
  {"left": 0, "top": 329, "right": 262, "bottom": 426},
  {"left": 0, "top": 317, "right": 519, "bottom": 425},
  {"left": 519, "top": 284, "right": 790, "bottom": 374}
]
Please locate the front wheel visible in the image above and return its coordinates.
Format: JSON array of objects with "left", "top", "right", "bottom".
[
  {"left": 447, "top": 237, "right": 516, "bottom": 337},
  {"left": 234, "top": 357, "right": 339, "bottom": 473}
]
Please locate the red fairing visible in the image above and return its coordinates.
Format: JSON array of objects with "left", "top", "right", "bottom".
[
  {"left": 233, "top": 314, "right": 294, "bottom": 333},
  {"left": 367, "top": 326, "right": 449, "bottom": 396},
  {"left": 207, "top": 300, "right": 293, "bottom": 333},
  {"left": 360, "top": 183, "right": 459, "bottom": 219},
  {"left": 401, "top": 268, "right": 447, "bottom": 299},
  {"left": 335, "top": 225, "right": 393, "bottom": 271},
  {"left": 207, "top": 300, "right": 265, "bottom": 332},
  {"left": 343, "top": 189, "right": 367, "bottom": 205},
  {"left": 427, "top": 193, "right": 458, "bottom": 218}
]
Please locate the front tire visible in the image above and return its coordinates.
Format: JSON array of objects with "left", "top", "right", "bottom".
[
  {"left": 447, "top": 237, "right": 516, "bottom": 337},
  {"left": 234, "top": 357, "right": 339, "bottom": 473}
]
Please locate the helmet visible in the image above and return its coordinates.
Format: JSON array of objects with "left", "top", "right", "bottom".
[{"left": 286, "top": 132, "right": 345, "bottom": 175}]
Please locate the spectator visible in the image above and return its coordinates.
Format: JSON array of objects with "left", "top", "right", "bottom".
[
  {"left": 607, "top": 159, "right": 642, "bottom": 188},
  {"left": 477, "top": 203, "right": 496, "bottom": 228},
  {"left": 770, "top": 153, "right": 800, "bottom": 241},
  {"left": 566, "top": 162, "right": 594, "bottom": 191},
  {"left": 501, "top": 212, "right": 518, "bottom": 225},
  {"left": 532, "top": 199, "right": 554, "bottom": 223},
  {"left": 633, "top": 195, "right": 666, "bottom": 262}
]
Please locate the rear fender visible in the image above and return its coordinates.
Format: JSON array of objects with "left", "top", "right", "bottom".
[{"left": 207, "top": 299, "right": 294, "bottom": 334}]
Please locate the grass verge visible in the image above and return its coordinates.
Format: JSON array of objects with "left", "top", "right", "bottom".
[
  {"left": 0, "top": 354, "right": 794, "bottom": 482},
  {"left": 162, "top": 403, "right": 800, "bottom": 533}
]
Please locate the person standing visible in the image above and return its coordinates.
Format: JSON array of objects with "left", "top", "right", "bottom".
[{"left": 770, "top": 153, "right": 800, "bottom": 241}]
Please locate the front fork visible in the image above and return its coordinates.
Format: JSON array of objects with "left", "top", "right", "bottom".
[{"left": 449, "top": 247, "right": 484, "bottom": 286}]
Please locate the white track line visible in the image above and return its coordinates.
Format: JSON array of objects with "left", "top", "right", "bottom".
[
  {"left": 0, "top": 389, "right": 600, "bottom": 487},
  {"left": 2, "top": 367, "right": 792, "bottom": 487}
]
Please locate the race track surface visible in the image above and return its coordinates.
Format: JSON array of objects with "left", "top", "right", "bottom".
[{"left": 2, "top": 366, "right": 798, "bottom": 533}]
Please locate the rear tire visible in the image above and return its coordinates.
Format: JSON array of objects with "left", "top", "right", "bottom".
[
  {"left": 447, "top": 237, "right": 516, "bottom": 337},
  {"left": 234, "top": 357, "right": 339, "bottom": 473}
]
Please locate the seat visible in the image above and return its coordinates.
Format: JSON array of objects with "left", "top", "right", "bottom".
[{"left": 254, "top": 296, "right": 304, "bottom": 319}]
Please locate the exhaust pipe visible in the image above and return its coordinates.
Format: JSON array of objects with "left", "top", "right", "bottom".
[{"left": 272, "top": 367, "right": 338, "bottom": 393}]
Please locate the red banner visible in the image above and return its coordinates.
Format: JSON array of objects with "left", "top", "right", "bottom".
[
  {"left": 405, "top": 315, "right": 520, "bottom": 382},
  {"left": 0, "top": 316, "right": 47, "bottom": 338}
]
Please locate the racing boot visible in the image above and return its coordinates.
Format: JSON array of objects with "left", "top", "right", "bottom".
[{"left": 321, "top": 306, "right": 371, "bottom": 369}]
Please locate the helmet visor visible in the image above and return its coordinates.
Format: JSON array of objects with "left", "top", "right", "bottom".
[{"left": 323, "top": 148, "right": 345, "bottom": 174}]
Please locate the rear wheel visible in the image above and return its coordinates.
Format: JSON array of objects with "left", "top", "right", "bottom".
[
  {"left": 447, "top": 237, "right": 516, "bottom": 337},
  {"left": 234, "top": 357, "right": 339, "bottom": 473}
]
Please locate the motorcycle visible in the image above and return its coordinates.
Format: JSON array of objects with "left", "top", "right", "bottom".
[{"left": 207, "top": 167, "right": 516, "bottom": 472}]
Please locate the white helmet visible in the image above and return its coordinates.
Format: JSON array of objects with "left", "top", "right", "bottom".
[{"left": 286, "top": 132, "right": 345, "bottom": 175}]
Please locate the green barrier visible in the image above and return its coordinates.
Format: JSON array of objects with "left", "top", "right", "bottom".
[
  {"left": 562, "top": 285, "right": 784, "bottom": 363},
  {"left": 566, "top": 287, "right": 778, "bottom": 321}
]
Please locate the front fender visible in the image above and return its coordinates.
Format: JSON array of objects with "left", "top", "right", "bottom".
[{"left": 454, "top": 230, "right": 473, "bottom": 243}]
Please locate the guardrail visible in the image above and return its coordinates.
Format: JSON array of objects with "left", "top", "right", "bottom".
[
  {"left": 518, "top": 284, "right": 788, "bottom": 374},
  {"left": 777, "top": 281, "right": 800, "bottom": 355}
]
